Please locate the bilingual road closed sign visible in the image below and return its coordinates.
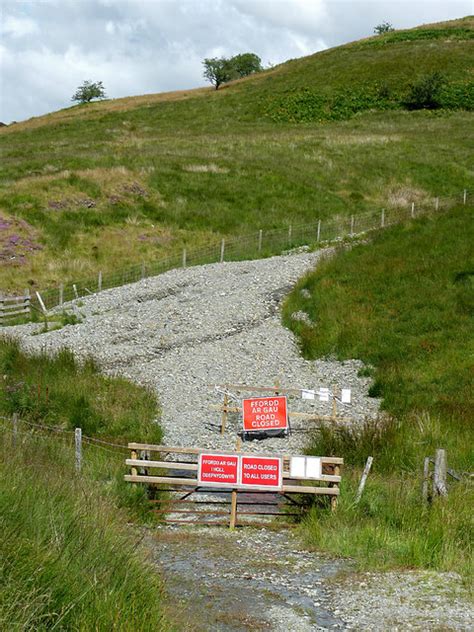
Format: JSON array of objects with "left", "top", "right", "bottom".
[
  {"left": 240, "top": 456, "right": 282, "bottom": 490},
  {"left": 242, "top": 396, "right": 288, "bottom": 432},
  {"left": 198, "top": 453, "right": 239, "bottom": 487}
]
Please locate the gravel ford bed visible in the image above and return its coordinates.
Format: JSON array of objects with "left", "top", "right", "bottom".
[{"left": 7, "top": 250, "right": 472, "bottom": 630}]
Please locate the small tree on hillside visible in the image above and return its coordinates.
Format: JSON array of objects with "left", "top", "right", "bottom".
[
  {"left": 202, "top": 58, "right": 234, "bottom": 90},
  {"left": 374, "top": 22, "right": 394, "bottom": 35},
  {"left": 71, "top": 81, "right": 107, "bottom": 104},
  {"left": 230, "top": 53, "right": 263, "bottom": 78}
]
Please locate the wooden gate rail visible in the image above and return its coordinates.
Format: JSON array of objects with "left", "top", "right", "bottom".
[
  {"left": 0, "top": 291, "right": 31, "bottom": 323},
  {"left": 125, "top": 443, "right": 343, "bottom": 526}
]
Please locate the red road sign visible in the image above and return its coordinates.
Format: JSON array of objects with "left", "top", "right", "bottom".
[
  {"left": 240, "top": 455, "right": 283, "bottom": 490},
  {"left": 242, "top": 396, "right": 288, "bottom": 432},
  {"left": 198, "top": 453, "right": 239, "bottom": 487}
]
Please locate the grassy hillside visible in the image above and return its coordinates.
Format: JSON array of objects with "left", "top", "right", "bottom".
[
  {"left": 0, "top": 18, "right": 473, "bottom": 292},
  {"left": 283, "top": 205, "right": 473, "bottom": 579}
]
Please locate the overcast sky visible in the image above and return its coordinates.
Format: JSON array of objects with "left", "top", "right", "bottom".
[{"left": 0, "top": 0, "right": 471, "bottom": 123}]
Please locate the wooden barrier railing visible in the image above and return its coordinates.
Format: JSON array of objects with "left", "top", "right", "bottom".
[
  {"left": 125, "top": 443, "right": 343, "bottom": 527},
  {"left": 0, "top": 291, "right": 30, "bottom": 324}
]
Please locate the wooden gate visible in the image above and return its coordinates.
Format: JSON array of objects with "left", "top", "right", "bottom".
[
  {"left": 125, "top": 443, "right": 343, "bottom": 528},
  {"left": 0, "top": 291, "right": 30, "bottom": 324}
]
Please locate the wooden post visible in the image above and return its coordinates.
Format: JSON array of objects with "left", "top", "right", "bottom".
[
  {"left": 258, "top": 229, "right": 263, "bottom": 253},
  {"left": 59, "top": 284, "right": 64, "bottom": 307},
  {"left": 332, "top": 387, "right": 337, "bottom": 421},
  {"left": 75, "top": 427, "right": 82, "bottom": 473},
  {"left": 463, "top": 189, "right": 467, "bottom": 205},
  {"left": 73, "top": 284, "right": 79, "bottom": 300},
  {"left": 381, "top": 209, "right": 385, "bottom": 228},
  {"left": 220, "top": 239, "right": 225, "bottom": 263},
  {"left": 435, "top": 197, "right": 439, "bottom": 211},
  {"left": 317, "top": 219, "right": 321, "bottom": 242},
  {"left": 434, "top": 449, "right": 447, "bottom": 497},
  {"left": 350, "top": 215, "right": 354, "bottom": 236},
  {"left": 130, "top": 449, "right": 138, "bottom": 477},
  {"left": 182, "top": 248, "right": 187, "bottom": 269},
  {"left": 220, "top": 391, "right": 229, "bottom": 435},
  {"left": 411, "top": 202, "right": 415, "bottom": 218},
  {"left": 422, "top": 456, "right": 431, "bottom": 505},
  {"left": 331, "top": 464, "right": 340, "bottom": 511},
  {"left": 12, "top": 413, "right": 18, "bottom": 447},
  {"left": 355, "top": 456, "right": 373, "bottom": 503},
  {"left": 230, "top": 438, "right": 241, "bottom": 529},
  {"left": 98, "top": 271, "right": 102, "bottom": 292},
  {"left": 35, "top": 291, "right": 47, "bottom": 315},
  {"left": 288, "top": 224, "right": 292, "bottom": 245}
]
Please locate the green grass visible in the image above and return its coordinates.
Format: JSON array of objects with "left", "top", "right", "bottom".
[
  {"left": 0, "top": 17, "right": 472, "bottom": 292},
  {"left": 0, "top": 338, "right": 162, "bottom": 443},
  {"left": 0, "top": 337, "right": 169, "bottom": 628},
  {"left": 0, "top": 430, "right": 168, "bottom": 631},
  {"left": 283, "top": 206, "right": 473, "bottom": 580}
]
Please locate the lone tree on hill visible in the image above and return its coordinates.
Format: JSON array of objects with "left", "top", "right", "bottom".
[
  {"left": 374, "top": 21, "right": 394, "bottom": 35},
  {"left": 202, "top": 58, "right": 234, "bottom": 90},
  {"left": 71, "top": 80, "right": 107, "bottom": 104},
  {"left": 203, "top": 52, "right": 263, "bottom": 89}
]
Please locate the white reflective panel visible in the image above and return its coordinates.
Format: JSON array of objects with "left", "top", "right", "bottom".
[
  {"left": 290, "top": 456, "right": 306, "bottom": 478},
  {"left": 305, "top": 457, "right": 322, "bottom": 479},
  {"left": 341, "top": 388, "right": 352, "bottom": 404},
  {"left": 301, "top": 389, "right": 315, "bottom": 400}
]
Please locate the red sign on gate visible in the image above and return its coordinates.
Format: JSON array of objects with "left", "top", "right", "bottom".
[
  {"left": 242, "top": 396, "right": 288, "bottom": 432},
  {"left": 198, "top": 453, "right": 239, "bottom": 487},
  {"left": 240, "top": 456, "right": 283, "bottom": 490}
]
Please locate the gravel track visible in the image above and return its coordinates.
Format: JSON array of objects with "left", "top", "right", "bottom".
[{"left": 8, "top": 249, "right": 379, "bottom": 454}]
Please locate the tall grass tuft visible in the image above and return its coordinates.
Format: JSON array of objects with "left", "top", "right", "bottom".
[{"left": 0, "top": 430, "right": 168, "bottom": 630}]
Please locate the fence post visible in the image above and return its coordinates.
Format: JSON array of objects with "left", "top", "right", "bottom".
[
  {"left": 12, "top": 413, "right": 18, "bottom": 447},
  {"left": 355, "top": 456, "right": 373, "bottom": 504},
  {"left": 422, "top": 456, "right": 431, "bottom": 505},
  {"left": 230, "top": 437, "right": 241, "bottom": 529},
  {"left": 463, "top": 189, "right": 467, "bottom": 205},
  {"left": 317, "top": 219, "right": 321, "bottom": 242},
  {"left": 331, "top": 463, "right": 341, "bottom": 512},
  {"left": 258, "top": 229, "right": 263, "bottom": 254},
  {"left": 73, "top": 284, "right": 79, "bottom": 300},
  {"left": 435, "top": 197, "right": 439, "bottom": 211},
  {"left": 411, "top": 202, "right": 415, "bottom": 218},
  {"left": 350, "top": 215, "right": 354, "bottom": 236},
  {"left": 35, "top": 291, "right": 47, "bottom": 315},
  {"left": 434, "top": 449, "right": 447, "bottom": 497},
  {"left": 182, "top": 248, "right": 187, "bottom": 269},
  {"left": 59, "top": 284, "right": 64, "bottom": 307},
  {"left": 381, "top": 209, "right": 385, "bottom": 228},
  {"left": 220, "top": 239, "right": 225, "bottom": 263},
  {"left": 288, "top": 224, "right": 292, "bottom": 246},
  {"left": 98, "top": 271, "right": 102, "bottom": 291},
  {"left": 24, "top": 289, "right": 31, "bottom": 317},
  {"left": 75, "top": 427, "right": 82, "bottom": 473}
]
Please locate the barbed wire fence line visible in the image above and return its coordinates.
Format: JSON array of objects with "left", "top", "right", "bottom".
[{"left": 1, "top": 190, "right": 472, "bottom": 320}]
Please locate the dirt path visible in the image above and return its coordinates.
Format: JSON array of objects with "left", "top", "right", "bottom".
[{"left": 147, "top": 526, "right": 348, "bottom": 631}]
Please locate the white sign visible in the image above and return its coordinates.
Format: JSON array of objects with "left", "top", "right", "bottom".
[
  {"left": 290, "top": 456, "right": 306, "bottom": 478},
  {"left": 319, "top": 387, "right": 330, "bottom": 402},
  {"left": 341, "top": 388, "right": 352, "bottom": 404},
  {"left": 301, "top": 389, "right": 315, "bottom": 400},
  {"left": 289, "top": 456, "right": 322, "bottom": 480},
  {"left": 305, "top": 457, "right": 322, "bottom": 479}
]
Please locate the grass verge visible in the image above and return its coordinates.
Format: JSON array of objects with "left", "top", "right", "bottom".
[
  {"left": 283, "top": 205, "right": 473, "bottom": 583},
  {"left": 0, "top": 337, "right": 168, "bottom": 628}
]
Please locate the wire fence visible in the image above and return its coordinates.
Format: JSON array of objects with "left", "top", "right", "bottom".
[{"left": 2, "top": 189, "right": 472, "bottom": 318}]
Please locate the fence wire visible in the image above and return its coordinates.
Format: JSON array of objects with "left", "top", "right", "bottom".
[{"left": 1, "top": 191, "right": 472, "bottom": 318}]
